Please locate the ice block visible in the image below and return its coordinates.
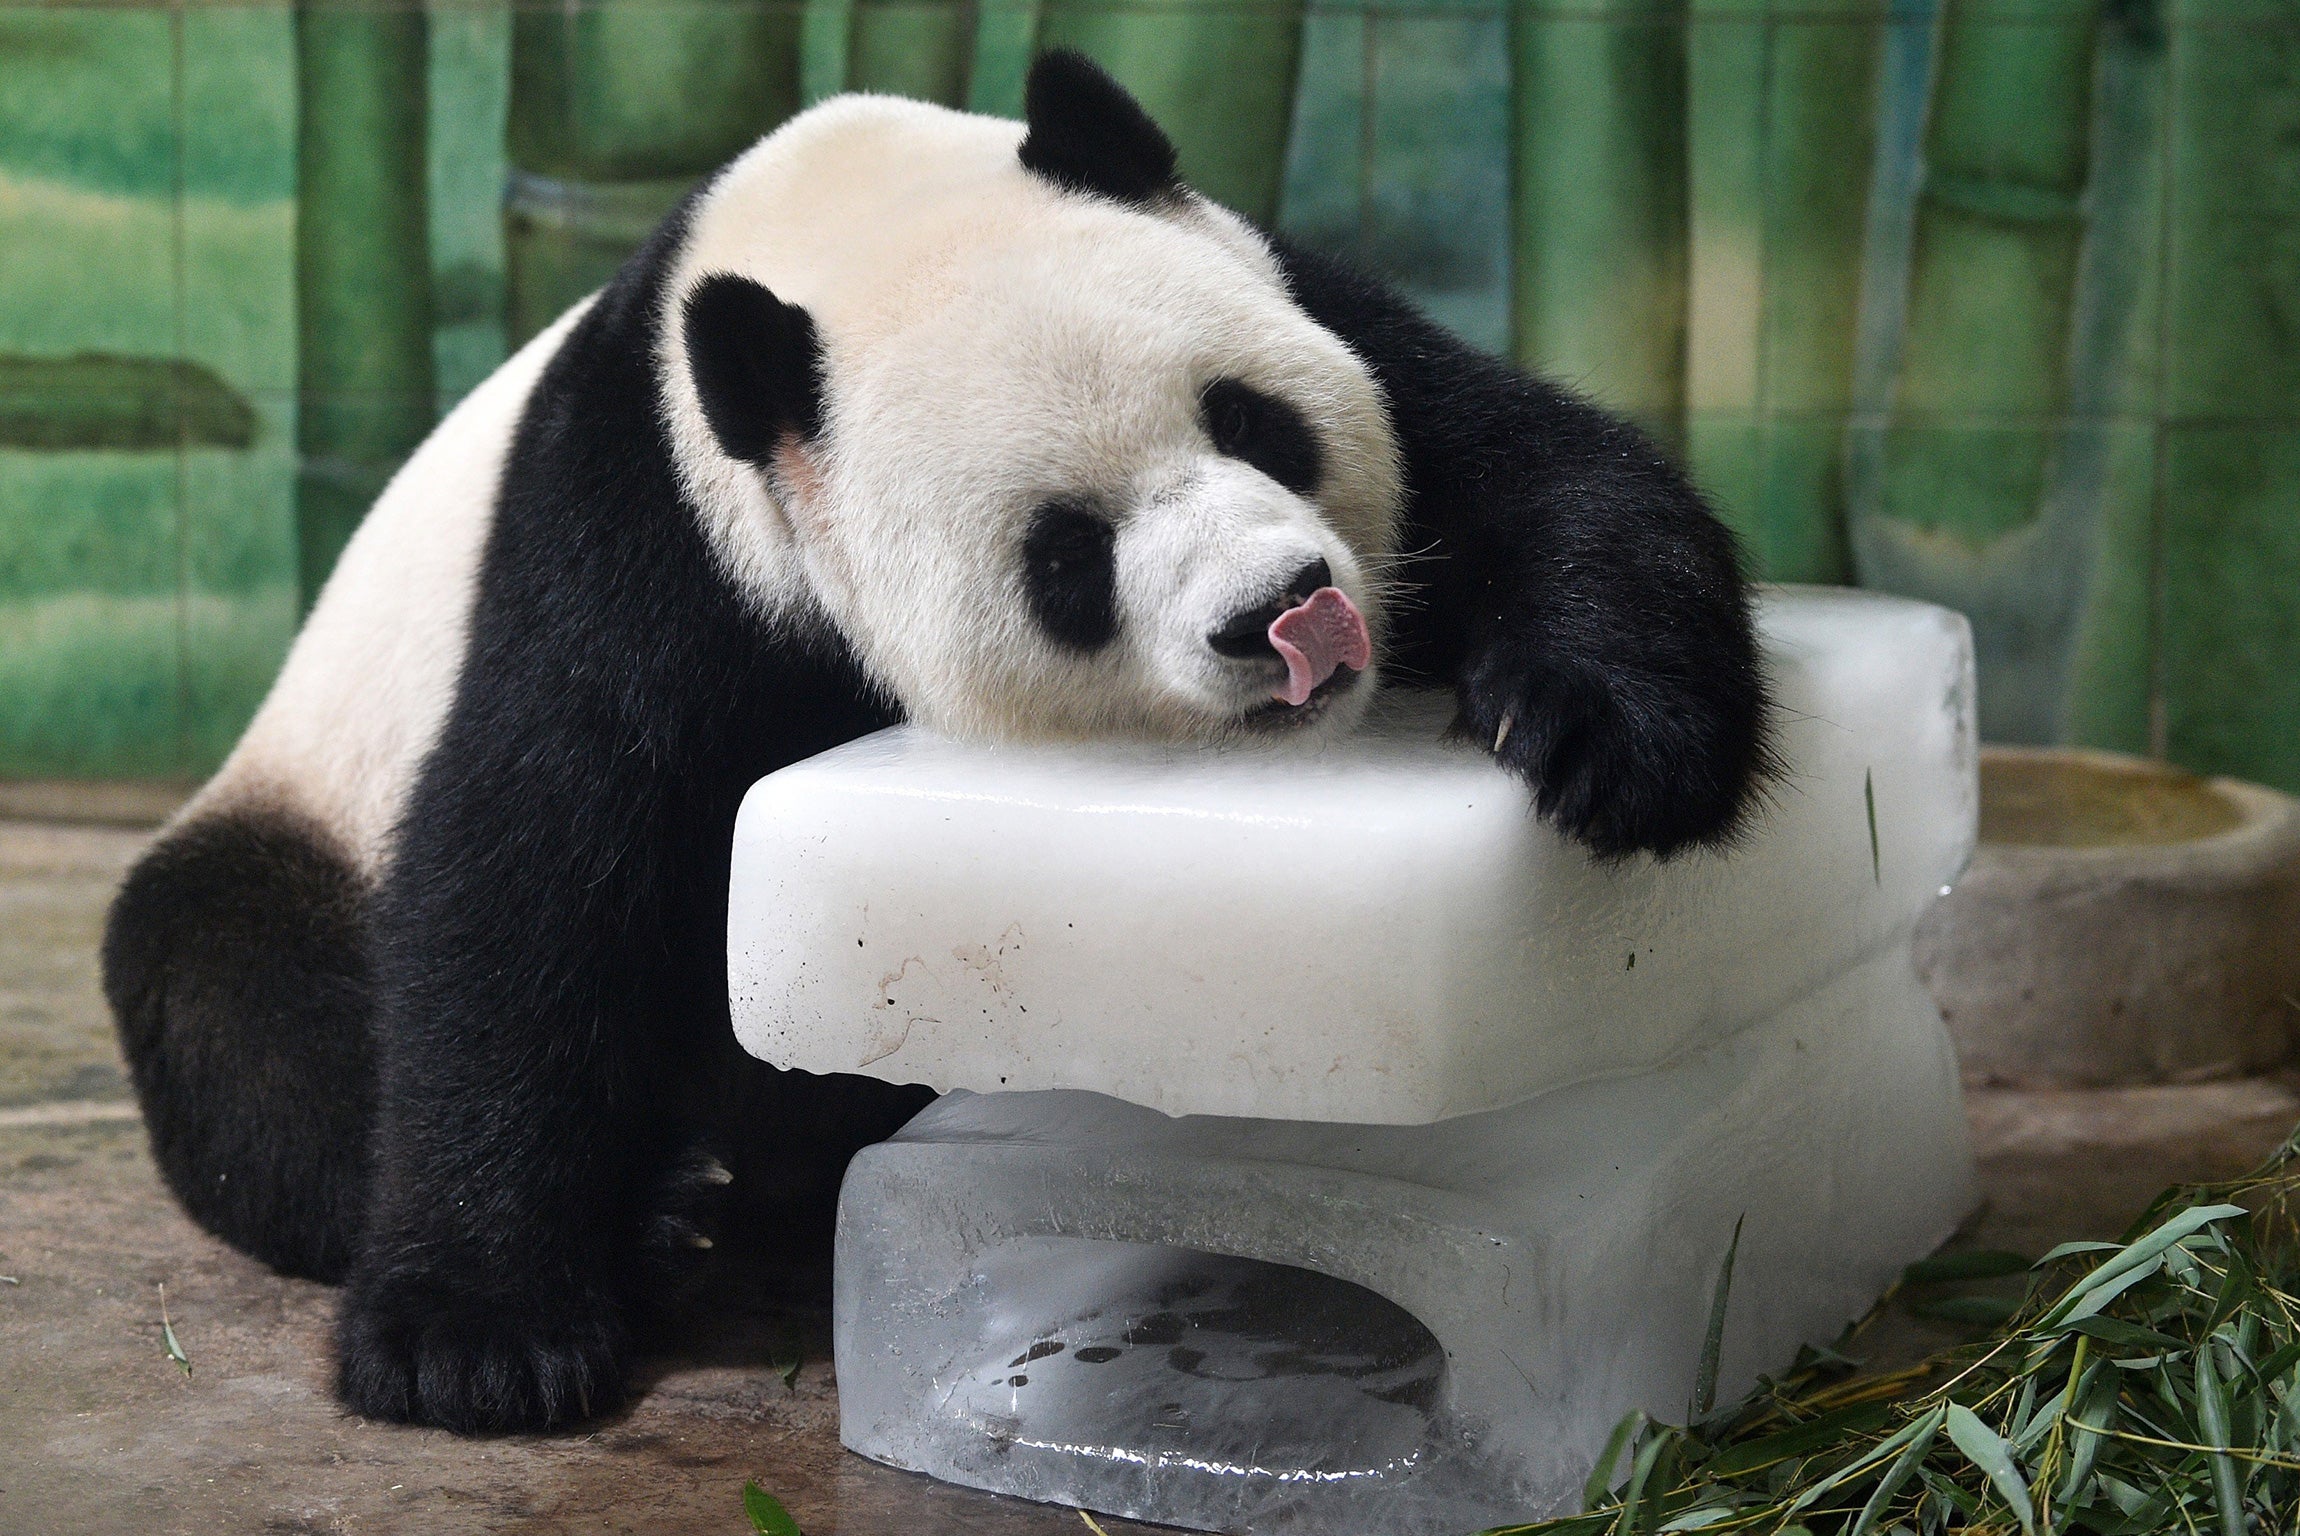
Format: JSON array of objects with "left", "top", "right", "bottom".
[
  {"left": 726, "top": 585, "right": 1981, "bottom": 1534},
  {"left": 730, "top": 586, "right": 1977, "bottom": 1123}
]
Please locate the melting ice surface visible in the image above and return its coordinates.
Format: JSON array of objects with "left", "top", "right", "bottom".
[
  {"left": 728, "top": 587, "right": 1984, "bottom": 1534},
  {"left": 953, "top": 1240, "right": 1442, "bottom": 1483}
]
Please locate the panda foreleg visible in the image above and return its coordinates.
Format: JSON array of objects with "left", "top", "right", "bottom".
[
  {"left": 1270, "top": 238, "right": 1774, "bottom": 859},
  {"left": 330, "top": 715, "right": 723, "bottom": 1433}
]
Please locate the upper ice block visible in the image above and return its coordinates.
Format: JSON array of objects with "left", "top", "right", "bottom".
[{"left": 728, "top": 587, "right": 1976, "bottom": 1123}]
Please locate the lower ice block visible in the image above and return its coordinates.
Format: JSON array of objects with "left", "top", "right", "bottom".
[{"left": 727, "top": 587, "right": 1981, "bottom": 1534}]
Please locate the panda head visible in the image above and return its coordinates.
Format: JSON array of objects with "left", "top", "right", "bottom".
[{"left": 660, "top": 52, "right": 1403, "bottom": 745}]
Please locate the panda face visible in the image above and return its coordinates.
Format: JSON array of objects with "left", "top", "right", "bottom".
[{"left": 663, "top": 96, "right": 1404, "bottom": 747}]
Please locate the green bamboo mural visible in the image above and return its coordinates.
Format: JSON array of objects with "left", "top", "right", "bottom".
[
  {"left": 505, "top": 0, "right": 805, "bottom": 343},
  {"left": 1685, "top": 2, "right": 1765, "bottom": 540},
  {"left": 1849, "top": 0, "right": 2173, "bottom": 749},
  {"left": 12, "top": 1, "right": 2300, "bottom": 791},
  {"left": 427, "top": 8, "right": 512, "bottom": 414},
  {"left": 2035, "top": 3, "right": 2163, "bottom": 755},
  {"left": 1869, "top": 0, "right": 2100, "bottom": 546},
  {"left": 966, "top": 0, "right": 1038, "bottom": 117},
  {"left": 294, "top": 1, "right": 435, "bottom": 610},
  {"left": 1688, "top": 0, "right": 1881, "bottom": 584},
  {"left": 849, "top": 0, "right": 976, "bottom": 104},
  {"left": 1510, "top": 0, "right": 1689, "bottom": 440},
  {"left": 1036, "top": 0, "right": 1308, "bottom": 222},
  {"left": 2158, "top": 0, "right": 2300, "bottom": 790}
]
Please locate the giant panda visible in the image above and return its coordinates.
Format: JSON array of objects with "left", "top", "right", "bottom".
[{"left": 103, "top": 52, "right": 1769, "bottom": 1434}]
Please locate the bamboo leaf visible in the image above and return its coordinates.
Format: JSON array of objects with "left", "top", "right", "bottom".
[
  {"left": 2205, "top": 1250, "right": 2257, "bottom": 1337},
  {"left": 2195, "top": 1346, "right": 2246, "bottom": 1536},
  {"left": 1693, "top": 1217, "right": 1744, "bottom": 1420},
  {"left": 1654, "top": 1505, "right": 1738, "bottom": 1532},
  {"left": 2058, "top": 1255, "right": 2166, "bottom": 1328},
  {"left": 2010, "top": 1382, "right": 2070, "bottom": 1456},
  {"left": 742, "top": 1481, "right": 802, "bottom": 1536},
  {"left": 2042, "top": 1206, "right": 2249, "bottom": 1327},
  {"left": 1700, "top": 1401, "right": 1891, "bottom": 1477},
  {"left": 2057, "top": 1363, "right": 2119, "bottom": 1509},
  {"left": 2009, "top": 1375, "right": 2041, "bottom": 1446},
  {"left": 1944, "top": 1403, "right": 2034, "bottom": 1534},
  {"left": 1583, "top": 1410, "right": 1645, "bottom": 1511},
  {"left": 1847, "top": 1405, "right": 1943, "bottom": 1536},
  {"left": 1864, "top": 770, "right": 1880, "bottom": 884},
  {"left": 157, "top": 1283, "right": 190, "bottom": 1381},
  {"left": 2037, "top": 1240, "right": 2122, "bottom": 1265},
  {"left": 1903, "top": 1250, "right": 2032, "bottom": 1285},
  {"left": 1786, "top": 1406, "right": 1951, "bottom": 1517},
  {"left": 1483, "top": 1517, "right": 1616, "bottom": 1536},
  {"left": 1613, "top": 1429, "right": 1672, "bottom": 1536},
  {"left": 1909, "top": 1294, "right": 2021, "bottom": 1327},
  {"left": 2065, "top": 1315, "right": 2189, "bottom": 1354}
]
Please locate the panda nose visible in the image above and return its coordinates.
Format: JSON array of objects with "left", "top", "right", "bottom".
[{"left": 1207, "top": 558, "right": 1333, "bottom": 660}]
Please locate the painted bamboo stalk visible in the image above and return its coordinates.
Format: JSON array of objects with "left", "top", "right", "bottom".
[
  {"left": 1748, "top": 0, "right": 1882, "bottom": 584},
  {"left": 294, "top": 0, "right": 435, "bottom": 609},
  {"left": 1035, "top": 0, "right": 1309, "bottom": 223},
  {"left": 967, "top": 0, "right": 1039, "bottom": 117},
  {"left": 1852, "top": 3, "right": 2178, "bottom": 750},
  {"left": 426, "top": 5, "right": 513, "bottom": 415},
  {"left": 505, "top": 2, "right": 805, "bottom": 344},
  {"left": 1510, "top": 0, "right": 1690, "bottom": 442},
  {"left": 849, "top": 0, "right": 976, "bottom": 104},
  {"left": 1869, "top": 0, "right": 2100, "bottom": 546},
  {"left": 2048, "top": 5, "right": 2163, "bottom": 753},
  {"left": 1685, "top": 1, "right": 1767, "bottom": 546},
  {"left": 2155, "top": 0, "right": 2300, "bottom": 785}
]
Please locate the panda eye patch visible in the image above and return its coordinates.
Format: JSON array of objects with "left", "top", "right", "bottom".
[
  {"left": 1023, "top": 501, "right": 1120, "bottom": 653},
  {"left": 1199, "top": 378, "right": 1322, "bottom": 498}
]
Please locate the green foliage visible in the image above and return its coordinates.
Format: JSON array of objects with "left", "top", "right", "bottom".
[
  {"left": 1486, "top": 1130, "right": 2300, "bottom": 1535},
  {"left": 742, "top": 1480, "right": 802, "bottom": 1536}
]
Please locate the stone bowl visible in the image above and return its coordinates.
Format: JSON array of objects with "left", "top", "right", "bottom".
[{"left": 1915, "top": 746, "right": 2300, "bottom": 1088}]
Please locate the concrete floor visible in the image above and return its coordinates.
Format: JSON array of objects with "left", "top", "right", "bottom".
[{"left": 4, "top": 815, "right": 2295, "bottom": 1536}]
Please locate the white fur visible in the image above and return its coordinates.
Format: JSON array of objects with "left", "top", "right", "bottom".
[
  {"left": 186, "top": 302, "right": 595, "bottom": 876},
  {"left": 661, "top": 94, "right": 1404, "bottom": 744}
]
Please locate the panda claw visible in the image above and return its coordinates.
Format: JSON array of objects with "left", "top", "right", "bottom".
[
  {"left": 1493, "top": 713, "right": 1514, "bottom": 755},
  {"left": 698, "top": 1157, "right": 734, "bottom": 1187}
]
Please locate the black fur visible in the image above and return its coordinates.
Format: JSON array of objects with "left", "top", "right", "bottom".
[
  {"left": 683, "top": 273, "right": 825, "bottom": 463},
  {"left": 104, "top": 807, "right": 374, "bottom": 1282},
  {"left": 1201, "top": 377, "right": 1323, "bottom": 499},
  {"left": 1022, "top": 501, "right": 1120, "bottom": 651},
  {"left": 330, "top": 198, "right": 937, "bottom": 1432},
  {"left": 1267, "top": 239, "right": 1771, "bottom": 857},
  {"left": 1018, "top": 49, "right": 1180, "bottom": 207},
  {"left": 109, "top": 193, "right": 929, "bottom": 1433}
]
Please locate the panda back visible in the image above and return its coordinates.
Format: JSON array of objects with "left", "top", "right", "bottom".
[{"left": 185, "top": 300, "right": 597, "bottom": 879}]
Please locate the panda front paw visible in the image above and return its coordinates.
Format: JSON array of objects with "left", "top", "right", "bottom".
[
  {"left": 1457, "top": 625, "right": 1768, "bottom": 861},
  {"left": 628, "top": 1142, "right": 733, "bottom": 1310},
  {"left": 336, "top": 1268, "right": 628, "bottom": 1432}
]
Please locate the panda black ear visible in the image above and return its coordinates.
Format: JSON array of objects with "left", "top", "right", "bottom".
[
  {"left": 682, "top": 273, "right": 824, "bottom": 468},
  {"left": 1018, "top": 49, "right": 1181, "bottom": 206}
]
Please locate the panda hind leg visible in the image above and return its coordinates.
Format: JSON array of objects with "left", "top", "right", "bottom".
[{"left": 103, "top": 805, "right": 376, "bottom": 1283}]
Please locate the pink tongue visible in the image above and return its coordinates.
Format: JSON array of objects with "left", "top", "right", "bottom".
[{"left": 1268, "top": 587, "right": 1371, "bottom": 707}]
